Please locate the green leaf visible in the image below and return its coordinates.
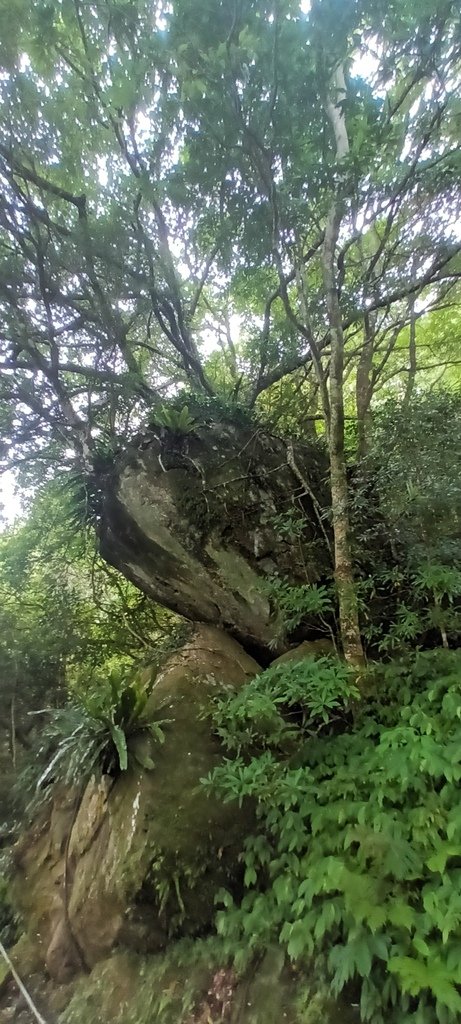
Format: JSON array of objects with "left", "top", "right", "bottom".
[
  {"left": 427, "top": 845, "right": 461, "bottom": 874},
  {"left": 388, "top": 955, "right": 430, "bottom": 995},
  {"left": 133, "top": 749, "right": 156, "bottom": 771},
  {"left": 286, "top": 919, "right": 314, "bottom": 960},
  {"left": 413, "top": 935, "right": 431, "bottom": 958},
  {"left": 110, "top": 724, "right": 128, "bottom": 771},
  {"left": 354, "top": 936, "right": 373, "bottom": 977},
  {"left": 387, "top": 900, "right": 416, "bottom": 932},
  {"left": 432, "top": 979, "right": 461, "bottom": 1014},
  {"left": 389, "top": 955, "right": 461, "bottom": 1010},
  {"left": 273, "top": 874, "right": 292, "bottom": 905}
]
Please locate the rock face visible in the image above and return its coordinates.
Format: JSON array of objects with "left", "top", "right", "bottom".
[
  {"left": 98, "top": 422, "right": 330, "bottom": 658},
  {"left": 11, "top": 627, "right": 259, "bottom": 982},
  {"left": 271, "top": 638, "right": 336, "bottom": 665}
]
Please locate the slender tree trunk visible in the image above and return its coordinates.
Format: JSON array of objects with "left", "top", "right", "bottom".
[
  {"left": 322, "top": 64, "right": 365, "bottom": 669},
  {"left": 356, "top": 312, "right": 374, "bottom": 460},
  {"left": 403, "top": 294, "right": 417, "bottom": 409}
]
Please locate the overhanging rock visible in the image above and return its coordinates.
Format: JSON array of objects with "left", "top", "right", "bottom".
[{"left": 98, "top": 421, "right": 330, "bottom": 656}]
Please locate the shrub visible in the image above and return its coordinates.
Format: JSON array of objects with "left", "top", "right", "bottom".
[
  {"left": 262, "top": 577, "right": 334, "bottom": 635},
  {"left": 205, "top": 650, "right": 461, "bottom": 1024}
]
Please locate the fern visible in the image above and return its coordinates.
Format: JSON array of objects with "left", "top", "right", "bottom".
[
  {"left": 149, "top": 404, "right": 197, "bottom": 434},
  {"left": 25, "top": 665, "right": 168, "bottom": 802}
]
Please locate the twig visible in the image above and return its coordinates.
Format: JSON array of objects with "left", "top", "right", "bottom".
[
  {"left": 0, "top": 941, "right": 48, "bottom": 1024},
  {"left": 286, "top": 440, "right": 332, "bottom": 559}
]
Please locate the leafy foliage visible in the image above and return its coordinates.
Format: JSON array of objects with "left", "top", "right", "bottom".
[
  {"left": 210, "top": 656, "right": 356, "bottom": 754},
  {"left": 206, "top": 650, "right": 461, "bottom": 1023},
  {"left": 351, "top": 394, "right": 461, "bottom": 653},
  {"left": 28, "top": 664, "right": 167, "bottom": 800},
  {"left": 0, "top": 481, "right": 178, "bottom": 820},
  {"left": 264, "top": 577, "right": 334, "bottom": 633},
  {"left": 0, "top": 0, "right": 461, "bottom": 1014},
  {"left": 0, "top": 0, "right": 459, "bottom": 478},
  {"left": 149, "top": 405, "right": 197, "bottom": 435},
  {"left": 356, "top": 393, "right": 461, "bottom": 569}
]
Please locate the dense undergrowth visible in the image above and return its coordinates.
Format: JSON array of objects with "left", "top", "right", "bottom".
[{"left": 205, "top": 650, "right": 461, "bottom": 1024}]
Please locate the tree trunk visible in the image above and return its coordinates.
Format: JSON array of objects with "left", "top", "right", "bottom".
[
  {"left": 322, "top": 64, "right": 365, "bottom": 669},
  {"left": 403, "top": 292, "right": 417, "bottom": 409},
  {"left": 356, "top": 312, "right": 375, "bottom": 460}
]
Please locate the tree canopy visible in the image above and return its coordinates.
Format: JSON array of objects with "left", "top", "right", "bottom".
[{"left": 0, "top": 0, "right": 459, "bottom": 478}]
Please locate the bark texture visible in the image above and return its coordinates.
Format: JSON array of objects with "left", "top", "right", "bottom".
[
  {"left": 356, "top": 312, "right": 375, "bottom": 461},
  {"left": 97, "top": 421, "right": 330, "bottom": 657},
  {"left": 322, "top": 64, "right": 365, "bottom": 668}
]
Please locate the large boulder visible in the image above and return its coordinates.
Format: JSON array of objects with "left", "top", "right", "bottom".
[
  {"left": 98, "top": 421, "right": 330, "bottom": 658},
  {"left": 11, "top": 627, "right": 259, "bottom": 981}
]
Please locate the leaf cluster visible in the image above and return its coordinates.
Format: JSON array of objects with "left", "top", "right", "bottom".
[
  {"left": 354, "top": 393, "right": 461, "bottom": 570},
  {"left": 209, "top": 655, "right": 356, "bottom": 756},
  {"left": 24, "top": 663, "right": 167, "bottom": 805},
  {"left": 358, "top": 561, "right": 461, "bottom": 654},
  {"left": 149, "top": 404, "right": 197, "bottom": 435},
  {"left": 263, "top": 577, "right": 333, "bottom": 633}
]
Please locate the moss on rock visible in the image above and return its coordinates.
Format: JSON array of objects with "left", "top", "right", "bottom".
[{"left": 57, "top": 942, "right": 360, "bottom": 1024}]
